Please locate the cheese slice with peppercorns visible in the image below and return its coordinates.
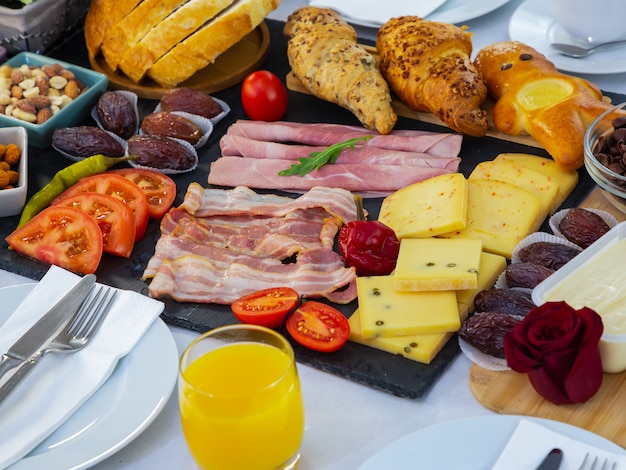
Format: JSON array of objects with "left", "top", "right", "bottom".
[
  {"left": 469, "top": 160, "right": 559, "bottom": 218},
  {"left": 394, "top": 238, "right": 483, "bottom": 291},
  {"left": 348, "top": 309, "right": 454, "bottom": 364},
  {"left": 456, "top": 251, "right": 507, "bottom": 312},
  {"left": 378, "top": 172, "right": 468, "bottom": 239},
  {"left": 494, "top": 153, "right": 579, "bottom": 211},
  {"left": 356, "top": 275, "right": 460, "bottom": 338},
  {"left": 439, "top": 178, "right": 543, "bottom": 259}
]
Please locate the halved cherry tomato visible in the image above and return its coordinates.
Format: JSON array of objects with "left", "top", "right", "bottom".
[
  {"left": 109, "top": 168, "right": 176, "bottom": 219},
  {"left": 231, "top": 287, "right": 300, "bottom": 328},
  {"left": 53, "top": 173, "right": 149, "bottom": 241},
  {"left": 285, "top": 301, "right": 350, "bottom": 353},
  {"left": 52, "top": 192, "right": 136, "bottom": 258},
  {"left": 6, "top": 206, "right": 103, "bottom": 275},
  {"left": 241, "top": 70, "right": 288, "bottom": 121}
]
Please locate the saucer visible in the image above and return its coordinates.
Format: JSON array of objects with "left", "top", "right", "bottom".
[{"left": 509, "top": 0, "right": 626, "bottom": 74}]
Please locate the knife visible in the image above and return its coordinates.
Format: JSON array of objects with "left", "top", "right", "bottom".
[
  {"left": 0, "top": 274, "right": 96, "bottom": 383},
  {"left": 536, "top": 448, "right": 563, "bottom": 470}
]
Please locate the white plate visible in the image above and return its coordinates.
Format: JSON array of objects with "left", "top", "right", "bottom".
[
  {"left": 359, "top": 415, "right": 625, "bottom": 469},
  {"left": 0, "top": 284, "right": 178, "bottom": 470},
  {"left": 509, "top": 0, "right": 626, "bottom": 74},
  {"left": 312, "top": 0, "right": 514, "bottom": 28}
]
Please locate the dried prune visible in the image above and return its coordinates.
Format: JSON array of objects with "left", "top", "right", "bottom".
[
  {"left": 517, "top": 241, "right": 581, "bottom": 270},
  {"left": 141, "top": 112, "right": 203, "bottom": 145},
  {"left": 558, "top": 208, "right": 610, "bottom": 248},
  {"left": 474, "top": 288, "right": 535, "bottom": 317},
  {"left": 459, "top": 312, "right": 521, "bottom": 359},
  {"left": 505, "top": 262, "right": 554, "bottom": 289},
  {"left": 160, "top": 87, "right": 222, "bottom": 118},
  {"left": 52, "top": 126, "right": 125, "bottom": 158},
  {"left": 127, "top": 134, "right": 197, "bottom": 171},
  {"left": 96, "top": 91, "right": 137, "bottom": 140}
]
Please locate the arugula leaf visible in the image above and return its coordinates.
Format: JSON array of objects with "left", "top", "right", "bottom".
[{"left": 278, "top": 135, "right": 372, "bottom": 177}]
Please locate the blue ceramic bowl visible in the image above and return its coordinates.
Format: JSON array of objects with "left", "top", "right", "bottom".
[{"left": 1, "top": 52, "right": 108, "bottom": 149}]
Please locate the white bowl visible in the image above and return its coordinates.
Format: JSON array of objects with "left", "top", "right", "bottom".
[
  {"left": 533, "top": 221, "right": 626, "bottom": 373},
  {"left": 0, "top": 127, "right": 27, "bottom": 218}
]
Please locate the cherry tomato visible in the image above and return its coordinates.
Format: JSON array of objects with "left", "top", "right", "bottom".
[
  {"left": 109, "top": 168, "right": 176, "bottom": 219},
  {"left": 52, "top": 192, "right": 136, "bottom": 258},
  {"left": 231, "top": 287, "right": 300, "bottom": 328},
  {"left": 241, "top": 70, "right": 288, "bottom": 121},
  {"left": 285, "top": 301, "right": 350, "bottom": 353},
  {"left": 53, "top": 173, "right": 149, "bottom": 241},
  {"left": 6, "top": 206, "right": 103, "bottom": 275}
]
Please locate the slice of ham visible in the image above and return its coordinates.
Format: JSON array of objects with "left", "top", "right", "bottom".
[
  {"left": 219, "top": 134, "right": 460, "bottom": 170},
  {"left": 208, "top": 157, "right": 452, "bottom": 194},
  {"left": 227, "top": 120, "right": 462, "bottom": 157},
  {"left": 180, "top": 183, "right": 359, "bottom": 222}
]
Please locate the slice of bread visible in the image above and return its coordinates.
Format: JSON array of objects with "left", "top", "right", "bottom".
[
  {"left": 147, "top": 0, "right": 280, "bottom": 87},
  {"left": 85, "top": 0, "right": 143, "bottom": 61}
]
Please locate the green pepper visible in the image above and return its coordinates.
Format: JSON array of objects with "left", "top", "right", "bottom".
[{"left": 17, "top": 154, "right": 136, "bottom": 228}]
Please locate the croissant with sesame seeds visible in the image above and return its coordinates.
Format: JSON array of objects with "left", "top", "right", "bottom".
[{"left": 376, "top": 16, "right": 489, "bottom": 137}]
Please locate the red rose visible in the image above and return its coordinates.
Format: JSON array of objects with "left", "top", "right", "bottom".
[{"left": 504, "top": 301, "right": 604, "bottom": 405}]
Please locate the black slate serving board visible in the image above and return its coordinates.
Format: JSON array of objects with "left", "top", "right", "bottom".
[{"left": 0, "top": 20, "right": 610, "bottom": 399}]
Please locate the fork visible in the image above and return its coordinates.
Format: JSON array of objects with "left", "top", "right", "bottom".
[
  {"left": 578, "top": 452, "right": 618, "bottom": 470},
  {"left": 0, "top": 284, "right": 117, "bottom": 405}
]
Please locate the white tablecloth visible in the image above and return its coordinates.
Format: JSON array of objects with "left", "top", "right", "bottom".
[{"left": 4, "top": 1, "right": 626, "bottom": 468}]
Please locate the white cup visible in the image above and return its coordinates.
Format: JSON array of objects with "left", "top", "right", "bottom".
[{"left": 552, "top": 0, "right": 626, "bottom": 44}]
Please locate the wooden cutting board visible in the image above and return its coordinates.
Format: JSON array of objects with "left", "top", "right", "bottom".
[{"left": 469, "top": 365, "right": 626, "bottom": 448}]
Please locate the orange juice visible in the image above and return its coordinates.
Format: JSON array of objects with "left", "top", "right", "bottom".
[{"left": 179, "top": 341, "right": 304, "bottom": 470}]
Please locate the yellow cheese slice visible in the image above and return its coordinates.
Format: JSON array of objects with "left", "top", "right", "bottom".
[
  {"left": 469, "top": 160, "right": 559, "bottom": 217},
  {"left": 348, "top": 309, "right": 453, "bottom": 364},
  {"left": 439, "top": 178, "right": 543, "bottom": 259},
  {"left": 357, "top": 275, "right": 460, "bottom": 338},
  {"left": 456, "top": 251, "right": 507, "bottom": 312},
  {"left": 394, "top": 238, "right": 482, "bottom": 291},
  {"left": 494, "top": 153, "right": 579, "bottom": 211},
  {"left": 378, "top": 172, "right": 468, "bottom": 239}
]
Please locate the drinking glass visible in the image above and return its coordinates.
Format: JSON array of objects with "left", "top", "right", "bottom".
[{"left": 178, "top": 324, "right": 305, "bottom": 470}]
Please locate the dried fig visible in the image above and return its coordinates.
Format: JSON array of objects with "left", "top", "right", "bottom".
[
  {"left": 128, "top": 134, "right": 197, "bottom": 171},
  {"left": 52, "top": 126, "right": 125, "bottom": 158},
  {"left": 96, "top": 91, "right": 137, "bottom": 140},
  {"left": 474, "top": 288, "right": 535, "bottom": 317},
  {"left": 558, "top": 208, "right": 610, "bottom": 248},
  {"left": 159, "top": 87, "right": 222, "bottom": 118},
  {"left": 505, "top": 262, "right": 554, "bottom": 289},
  {"left": 459, "top": 312, "right": 522, "bottom": 359},
  {"left": 517, "top": 241, "right": 581, "bottom": 270},
  {"left": 141, "top": 112, "right": 203, "bottom": 145}
]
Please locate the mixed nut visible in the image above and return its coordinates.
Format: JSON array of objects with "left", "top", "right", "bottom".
[{"left": 0, "top": 63, "right": 87, "bottom": 125}]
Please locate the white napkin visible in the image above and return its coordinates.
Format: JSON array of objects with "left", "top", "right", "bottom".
[
  {"left": 493, "top": 419, "right": 626, "bottom": 469},
  {"left": 0, "top": 265, "right": 164, "bottom": 468},
  {"left": 308, "top": 0, "right": 448, "bottom": 26}
]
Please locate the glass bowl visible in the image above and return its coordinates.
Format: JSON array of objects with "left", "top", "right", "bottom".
[{"left": 583, "top": 101, "right": 626, "bottom": 214}]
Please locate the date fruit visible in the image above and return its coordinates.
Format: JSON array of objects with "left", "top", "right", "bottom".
[
  {"left": 474, "top": 288, "right": 535, "bottom": 317},
  {"left": 558, "top": 208, "right": 610, "bottom": 248},
  {"left": 459, "top": 312, "right": 521, "bottom": 359},
  {"left": 141, "top": 112, "right": 203, "bottom": 145},
  {"left": 52, "top": 126, "right": 125, "bottom": 158},
  {"left": 159, "top": 87, "right": 222, "bottom": 118},
  {"left": 505, "top": 262, "right": 554, "bottom": 289},
  {"left": 96, "top": 91, "right": 137, "bottom": 140},
  {"left": 128, "top": 134, "right": 197, "bottom": 171},
  {"left": 517, "top": 241, "right": 581, "bottom": 270}
]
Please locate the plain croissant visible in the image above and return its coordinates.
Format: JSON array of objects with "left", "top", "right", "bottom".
[
  {"left": 284, "top": 7, "right": 397, "bottom": 135},
  {"left": 376, "top": 16, "right": 489, "bottom": 137}
]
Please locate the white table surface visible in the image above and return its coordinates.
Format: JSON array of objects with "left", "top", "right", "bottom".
[{"left": 3, "top": 1, "right": 626, "bottom": 468}]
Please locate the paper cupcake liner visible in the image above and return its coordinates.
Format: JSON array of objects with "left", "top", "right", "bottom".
[
  {"left": 138, "top": 111, "right": 214, "bottom": 149},
  {"left": 91, "top": 90, "right": 139, "bottom": 140},
  {"left": 511, "top": 231, "right": 583, "bottom": 265},
  {"left": 53, "top": 129, "right": 127, "bottom": 163},
  {"left": 126, "top": 136, "right": 198, "bottom": 175},
  {"left": 458, "top": 336, "right": 511, "bottom": 371},
  {"left": 549, "top": 208, "right": 617, "bottom": 246},
  {"left": 153, "top": 95, "right": 230, "bottom": 126}
]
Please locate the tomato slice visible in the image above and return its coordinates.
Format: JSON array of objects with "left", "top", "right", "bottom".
[
  {"left": 109, "top": 168, "right": 176, "bottom": 219},
  {"left": 6, "top": 206, "right": 103, "bottom": 275},
  {"left": 231, "top": 287, "right": 300, "bottom": 328},
  {"left": 52, "top": 192, "right": 136, "bottom": 258},
  {"left": 54, "top": 173, "right": 149, "bottom": 241},
  {"left": 285, "top": 301, "right": 350, "bottom": 353}
]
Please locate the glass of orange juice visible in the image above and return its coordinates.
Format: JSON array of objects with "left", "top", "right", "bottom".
[{"left": 178, "top": 324, "right": 305, "bottom": 470}]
